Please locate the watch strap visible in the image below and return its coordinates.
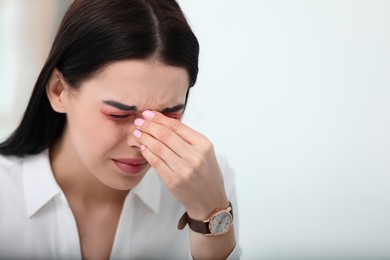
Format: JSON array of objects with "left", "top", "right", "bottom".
[
  {"left": 178, "top": 212, "right": 211, "bottom": 234},
  {"left": 177, "top": 202, "right": 233, "bottom": 234}
]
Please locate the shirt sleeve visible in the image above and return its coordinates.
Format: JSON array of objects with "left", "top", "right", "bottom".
[
  {"left": 219, "top": 155, "right": 242, "bottom": 259},
  {"left": 226, "top": 243, "right": 243, "bottom": 259}
]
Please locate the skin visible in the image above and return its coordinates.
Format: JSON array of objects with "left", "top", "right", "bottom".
[{"left": 46, "top": 59, "right": 235, "bottom": 260}]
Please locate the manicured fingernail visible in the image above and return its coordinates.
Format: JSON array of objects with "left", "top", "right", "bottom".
[
  {"left": 134, "top": 118, "right": 145, "bottom": 127},
  {"left": 140, "top": 145, "right": 146, "bottom": 151},
  {"left": 142, "top": 110, "right": 155, "bottom": 119},
  {"left": 133, "top": 129, "right": 142, "bottom": 138}
]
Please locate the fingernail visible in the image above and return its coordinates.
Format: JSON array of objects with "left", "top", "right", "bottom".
[
  {"left": 133, "top": 129, "right": 142, "bottom": 138},
  {"left": 134, "top": 118, "right": 145, "bottom": 127},
  {"left": 140, "top": 145, "right": 146, "bottom": 151},
  {"left": 142, "top": 110, "right": 155, "bottom": 119}
]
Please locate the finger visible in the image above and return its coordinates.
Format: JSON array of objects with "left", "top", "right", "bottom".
[
  {"left": 139, "top": 144, "right": 175, "bottom": 183},
  {"left": 142, "top": 110, "right": 207, "bottom": 146},
  {"left": 134, "top": 117, "right": 194, "bottom": 160},
  {"left": 133, "top": 129, "right": 186, "bottom": 174}
]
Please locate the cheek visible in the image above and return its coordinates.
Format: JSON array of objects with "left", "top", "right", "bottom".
[{"left": 67, "top": 109, "right": 131, "bottom": 156}]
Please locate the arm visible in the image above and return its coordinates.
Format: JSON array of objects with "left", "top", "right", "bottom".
[{"left": 132, "top": 110, "right": 237, "bottom": 259}]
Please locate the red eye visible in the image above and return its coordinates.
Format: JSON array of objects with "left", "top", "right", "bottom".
[
  {"left": 109, "top": 114, "right": 131, "bottom": 119},
  {"left": 106, "top": 111, "right": 137, "bottom": 121},
  {"left": 164, "top": 113, "right": 182, "bottom": 120}
]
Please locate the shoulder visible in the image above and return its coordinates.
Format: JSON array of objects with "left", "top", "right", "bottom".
[
  {"left": 216, "top": 154, "right": 236, "bottom": 180},
  {"left": 0, "top": 154, "right": 24, "bottom": 193},
  {"left": 216, "top": 154, "right": 233, "bottom": 170},
  {"left": 0, "top": 153, "right": 22, "bottom": 168},
  {"left": 0, "top": 154, "right": 25, "bottom": 218},
  {"left": 0, "top": 154, "right": 23, "bottom": 179},
  {"left": 215, "top": 154, "right": 237, "bottom": 197}
]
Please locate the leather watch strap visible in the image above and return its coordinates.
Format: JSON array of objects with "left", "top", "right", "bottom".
[
  {"left": 180, "top": 212, "right": 210, "bottom": 233},
  {"left": 177, "top": 202, "right": 233, "bottom": 233}
]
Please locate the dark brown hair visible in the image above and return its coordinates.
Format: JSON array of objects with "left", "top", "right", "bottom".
[{"left": 0, "top": 0, "right": 199, "bottom": 156}]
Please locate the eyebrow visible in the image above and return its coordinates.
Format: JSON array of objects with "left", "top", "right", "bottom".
[
  {"left": 161, "top": 104, "right": 185, "bottom": 113},
  {"left": 103, "top": 100, "right": 185, "bottom": 113},
  {"left": 103, "top": 100, "right": 136, "bottom": 111}
]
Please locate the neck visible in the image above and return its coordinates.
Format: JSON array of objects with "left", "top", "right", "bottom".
[{"left": 49, "top": 127, "right": 129, "bottom": 207}]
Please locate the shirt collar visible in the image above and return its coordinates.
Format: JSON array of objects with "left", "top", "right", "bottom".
[
  {"left": 22, "top": 150, "right": 162, "bottom": 216},
  {"left": 22, "top": 150, "right": 62, "bottom": 218},
  {"left": 130, "top": 167, "right": 161, "bottom": 214}
]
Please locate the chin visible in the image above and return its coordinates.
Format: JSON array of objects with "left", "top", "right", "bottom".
[{"left": 107, "top": 168, "right": 150, "bottom": 191}]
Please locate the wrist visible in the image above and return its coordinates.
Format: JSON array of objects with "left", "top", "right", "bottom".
[
  {"left": 178, "top": 201, "right": 234, "bottom": 236},
  {"left": 185, "top": 199, "right": 230, "bottom": 220}
]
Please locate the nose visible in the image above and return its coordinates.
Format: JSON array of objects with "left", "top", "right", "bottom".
[{"left": 126, "top": 122, "right": 141, "bottom": 149}]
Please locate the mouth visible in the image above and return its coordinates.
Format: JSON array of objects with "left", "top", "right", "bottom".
[{"left": 112, "top": 157, "right": 149, "bottom": 175}]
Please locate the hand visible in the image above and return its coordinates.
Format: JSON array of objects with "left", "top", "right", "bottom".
[{"left": 131, "top": 110, "right": 229, "bottom": 220}]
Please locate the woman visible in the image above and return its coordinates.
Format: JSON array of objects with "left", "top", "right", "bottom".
[{"left": 0, "top": 0, "right": 240, "bottom": 259}]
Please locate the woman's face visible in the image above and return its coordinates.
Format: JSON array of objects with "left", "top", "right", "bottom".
[{"left": 60, "top": 59, "right": 189, "bottom": 190}]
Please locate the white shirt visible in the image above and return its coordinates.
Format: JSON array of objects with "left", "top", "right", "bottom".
[{"left": 0, "top": 150, "right": 241, "bottom": 259}]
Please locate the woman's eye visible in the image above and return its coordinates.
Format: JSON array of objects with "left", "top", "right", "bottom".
[
  {"left": 164, "top": 113, "right": 182, "bottom": 120},
  {"left": 109, "top": 114, "right": 131, "bottom": 119},
  {"left": 107, "top": 111, "right": 137, "bottom": 120}
]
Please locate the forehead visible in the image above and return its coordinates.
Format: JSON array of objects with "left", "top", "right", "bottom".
[{"left": 79, "top": 59, "right": 190, "bottom": 110}]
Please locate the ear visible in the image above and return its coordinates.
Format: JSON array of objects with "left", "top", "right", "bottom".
[{"left": 46, "top": 68, "right": 68, "bottom": 113}]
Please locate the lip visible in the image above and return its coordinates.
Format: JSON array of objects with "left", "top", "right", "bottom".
[{"left": 112, "top": 157, "right": 149, "bottom": 175}]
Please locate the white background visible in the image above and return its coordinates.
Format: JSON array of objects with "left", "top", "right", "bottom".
[{"left": 1, "top": 1, "right": 390, "bottom": 259}]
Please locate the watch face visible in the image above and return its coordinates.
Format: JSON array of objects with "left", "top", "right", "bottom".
[{"left": 209, "top": 211, "right": 233, "bottom": 235}]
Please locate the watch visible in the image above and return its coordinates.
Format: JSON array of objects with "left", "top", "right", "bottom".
[{"left": 177, "top": 202, "right": 234, "bottom": 236}]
